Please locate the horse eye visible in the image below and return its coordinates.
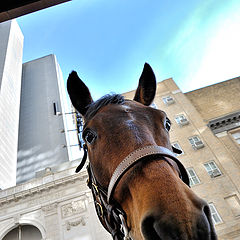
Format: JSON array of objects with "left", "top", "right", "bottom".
[
  {"left": 165, "top": 118, "right": 171, "bottom": 131},
  {"left": 83, "top": 130, "right": 97, "bottom": 145}
]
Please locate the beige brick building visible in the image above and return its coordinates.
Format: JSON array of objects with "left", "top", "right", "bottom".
[{"left": 123, "top": 77, "right": 240, "bottom": 240}]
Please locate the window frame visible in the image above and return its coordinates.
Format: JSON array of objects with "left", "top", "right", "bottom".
[
  {"left": 162, "top": 96, "right": 175, "bottom": 105},
  {"left": 230, "top": 129, "right": 240, "bottom": 147},
  {"left": 175, "top": 114, "right": 189, "bottom": 126},
  {"left": 209, "top": 203, "right": 223, "bottom": 225},
  {"left": 186, "top": 167, "right": 200, "bottom": 186},
  {"left": 204, "top": 161, "right": 222, "bottom": 178},
  {"left": 53, "top": 101, "right": 61, "bottom": 115},
  {"left": 188, "top": 135, "right": 204, "bottom": 150},
  {"left": 172, "top": 142, "right": 184, "bottom": 156},
  {"left": 150, "top": 102, "right": 158, "bottom": 109}
]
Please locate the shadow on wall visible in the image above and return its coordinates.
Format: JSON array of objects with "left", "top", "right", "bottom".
[
  {"left": 17, "top": 145, "right": 66, "bottom": 183},
  {"left": 2, "top": 225, "right": 42, "bottom": 240}
]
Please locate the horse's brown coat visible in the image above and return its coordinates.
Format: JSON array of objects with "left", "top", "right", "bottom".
[{"left": 67, "top": 63, "right": 217, "bottom": 240}]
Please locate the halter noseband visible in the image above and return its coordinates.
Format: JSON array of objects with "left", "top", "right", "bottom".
[
  {"left": 76, "top": 144, "right": 190, "bottom": 240},
  {"left": 107, "top": 145, "right": 190, "bottom": 202}
]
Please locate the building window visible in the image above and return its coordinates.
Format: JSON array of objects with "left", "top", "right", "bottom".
[
  {"left": 187, "top": 168, "right": 200, "bottom": 186},
  {"left": 209, "top": 203, "right": 222, "bottom": 224},
  {"left": 53, "top": 101, "right": 61, "bottom": 115},
  {"left": 204, "top": 161, "right": 222, "bottom": 178},
  {"left": 188, "top": 136, "right": 204, "bottom": 150},
  {"left": 231, "top": 130, "right": 240, "bottom": 145},
  {"left": 225, "top": 195, "right": 240, "bottom": 217},
  {"left": 76, "top": 112, "right": 84, "bottom": 148},
  {"left": 150, "top": 102, "right": 158, "bottom": 109},
  {"left": 2, "top": 225, "right": 42, "bottom": 240},
  {"left": 175, "top": 114, "right": 189, "bottom": 126},
  {"left": 172, "top": 142, "right": 184, "bottom": 156},
  {"left": 162, "top": 96, "right": 175, "bottom": 105}
]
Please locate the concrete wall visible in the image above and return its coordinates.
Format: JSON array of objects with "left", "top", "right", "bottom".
[
  {"left": 185, "top": 77, "right": 240, "bottom": 121},
  {"left": 0, "top": 20, "right": 23, "bottom": 189},
  {"left": 17, "top": 55, "right": 69, "bottom": 184},
  {"left": 54, "top": 57, "right": 82, "bottom": 161}
]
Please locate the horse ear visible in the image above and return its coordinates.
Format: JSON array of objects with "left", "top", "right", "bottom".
[
  {"left": 133, "top": 63, "right": 156, "bottom": 106},
  {"left": 67, "top": 71, "right": 93, "bottom": 116}
]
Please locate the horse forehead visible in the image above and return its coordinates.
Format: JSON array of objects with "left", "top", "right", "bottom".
[
  {"left": 101, "top": 100, "right": 147, "bottom": 113},
  {"left": 93, "top": 101, "right": 148, "bottom": 121},
  {"left": 90, "top": 102, "right": 167, "bottom": 128}
]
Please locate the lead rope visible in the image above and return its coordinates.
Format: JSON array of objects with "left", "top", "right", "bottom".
[{"left": 75, "top": 144, "right": 88, "bottom": 173}]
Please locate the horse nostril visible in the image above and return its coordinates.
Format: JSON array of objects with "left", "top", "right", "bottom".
[
  {"left": 203, "top": 205, "right": 210, "bottom": 219},
  {"left": 142, "top": 207, "right": 217, "bottom": 240},
  {"left": 141, "top": 216, "right": 162, "bottom": 240},
  {"left": 203, "top": 204, "right": 218, "bottom": 240}
]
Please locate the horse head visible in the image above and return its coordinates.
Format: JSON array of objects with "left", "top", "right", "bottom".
[{"left": 67, "top": 63, "right": 217, "bottom": 240}]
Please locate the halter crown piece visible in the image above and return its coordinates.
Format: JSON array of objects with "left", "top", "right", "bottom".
[{"left": 75, "top": 144, "right": 190, "bottom": 240}]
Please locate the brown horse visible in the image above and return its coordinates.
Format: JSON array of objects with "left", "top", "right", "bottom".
[{"left": 67, "top": 63, "right": 217, "bottom": 240}]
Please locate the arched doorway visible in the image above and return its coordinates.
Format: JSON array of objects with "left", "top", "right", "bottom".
[{"left": 3, "top": 225, "right": 42, "bottom": 240}]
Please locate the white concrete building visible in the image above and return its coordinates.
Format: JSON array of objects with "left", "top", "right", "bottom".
[
  {"left": 0, "top": 20, "right": 23, "bottom": 189},
  {"left": 0, "top": 161, "right": 111, "bottom": 240},
  {"left": 17, "top": 54, "right": 81, "bottom": 184}
]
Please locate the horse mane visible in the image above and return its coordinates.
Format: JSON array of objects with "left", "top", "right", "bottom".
[{"left": 84, "top": 94, "right": 125, "bottom": 121}]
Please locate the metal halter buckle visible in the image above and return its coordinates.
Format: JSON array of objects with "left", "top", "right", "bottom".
[
  {"left": 92, "top": 182, "right": 99, "bottom": 195},
  {"left": 96, "top": 201, "right": 104, "bottom": 218},
  {"left": 119, "top": 214, "right": 131, "bottom": 240}
]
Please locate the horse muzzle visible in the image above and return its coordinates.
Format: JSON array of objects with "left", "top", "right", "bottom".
[{"left": 141, "top": 204, "right": 218, "bottom": 240}]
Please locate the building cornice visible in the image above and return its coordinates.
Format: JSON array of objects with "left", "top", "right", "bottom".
[
  {"left": 208, "top": 111, "right": 240, "bottom": 134},
  {"left": 0, "top": 168, "right": 88, "bottom": 205}
]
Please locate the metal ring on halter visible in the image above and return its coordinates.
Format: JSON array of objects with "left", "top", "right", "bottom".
[
  {"left": 96, "top": 201, "right": 104, "bottom": 218},
  {"left": 119, "top": 214, "right": 131, "bottom": 240}
]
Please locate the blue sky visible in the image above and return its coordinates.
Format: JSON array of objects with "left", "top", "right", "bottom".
[{"left": 17, "top": 0, "right": 240, "bottom": 100}]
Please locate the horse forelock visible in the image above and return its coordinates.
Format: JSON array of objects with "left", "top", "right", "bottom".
[{"left": 84, "top": 94, "right": 125, "bottom": 122}]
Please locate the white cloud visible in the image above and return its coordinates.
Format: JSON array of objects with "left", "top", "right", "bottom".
[
  {"left": 191, "top": 12, "right": 240, "bottom": 89},
  {"left": 162, "top": 0, "right": 240, "bottom": 92}
]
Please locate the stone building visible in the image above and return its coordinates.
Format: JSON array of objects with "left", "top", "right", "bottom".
[
  {"left": 0, "top": 160, "right": 111, "bottom": 240},
  {"left": 0, "top": 20, "right": 23, "bottom": 189},
  {"left": 0, "top": 75, "right": 239, "bottom": 239},
  {"left": 123, "top": 77, "right": 240, "bottom": 240}
]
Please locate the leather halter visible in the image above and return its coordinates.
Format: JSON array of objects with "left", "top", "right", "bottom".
[
  {"left": 108, "top": 145, "right": 189, "bottom": 202},
  {"left": 76, "top": 145, "right": 190, "bottom": 240}
]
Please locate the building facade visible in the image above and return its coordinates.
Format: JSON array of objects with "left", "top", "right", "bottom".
[
  {"left": 0, "top": 161, "right": 111, "bottom": 240},
  {"left": 123, "top": 77, "right": 240, "bottom": 239},
  {"left": 17, "top": 54, "right": 80, "bottom": 184},
  {"left": 0, "top": 20, "right": 23, "bottom": 189}
]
